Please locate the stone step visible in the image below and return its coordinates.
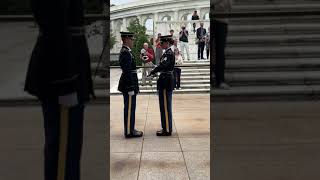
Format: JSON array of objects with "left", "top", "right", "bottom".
[
  {"left": 139, "top": 84, "right": 210, "bottom": 90},
  {"left": 183, "top": 60, "right": 210, "bottom": 64},
  {"left": 229, "top": 23, "right": 320, "bottom": 36},
  {"left": 138, "top": 79, "right": 210, "bottom": 85},
  {"left": 229, "top": 16, "right": 320, "bottom": 26},
  {"left": 225, "top": 58, "right": 320, "bottom": 72},
  {"left": 225, "top": 45, "right": 320, "bottom": 59},
  {"left": 233, "top": 0, "right": 319, "bottom": 5},
  {"left": 212, "top": 71, "right": 320, "bottom": 86},
  {"left": 231, "top": 4, "right": 320, "bottom": 12},
  {"left": 173, "top": 68, "right": 210, "bottom": 72},
  {"left": 227, "top": 34, "right": 320, "bottom": 47},
  {"left": 212, "top": 85, "right": 320, "bottom": 102},
  {"left": 110, "top": 88, "right": 210, "bottom": 95},
  {"left": 94, "top": 77, "right": 210, "bottom": 90}
]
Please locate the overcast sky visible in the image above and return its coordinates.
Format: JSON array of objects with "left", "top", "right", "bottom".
[{"left": 111, "top": 0, "right": 138, "bottom": 5}]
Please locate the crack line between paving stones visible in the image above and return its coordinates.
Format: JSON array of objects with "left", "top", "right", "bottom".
[
  {"left": 174, "top": 114, "right": 191, "bottom": 180},
  {"left": 136, "top": 94, "right": 151, "bottom": 180}
]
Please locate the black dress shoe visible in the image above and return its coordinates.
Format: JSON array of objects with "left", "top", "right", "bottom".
[
  {"left": 125, "top": 130, "right": 143, "bottom": 138},
  {"left": 156, "top": 129, "right": 172, "bottom": 136}
]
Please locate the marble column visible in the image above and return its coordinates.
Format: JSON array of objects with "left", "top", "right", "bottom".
[
  {"left": 174, "top": 10, "right": 179, "bottom": 21},
  {"left": 122, "top": 18, "right": 127, "bottom": 31},
  {"left": 153, "top": 12, "right": 159, "bottom": 39}
]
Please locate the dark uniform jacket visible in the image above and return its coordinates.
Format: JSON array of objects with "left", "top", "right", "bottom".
[
  {"left": 24, "top": 0, "right": 94, "bottom": 103},
  {"left": 118, "top": 46, "right": 139, "bottom": 94},
  {"left": 197, "top": 27, "right": 207, "bottom": 41},
  {"left": 151, "top": 47, "right": 175, "bottom": 91}
]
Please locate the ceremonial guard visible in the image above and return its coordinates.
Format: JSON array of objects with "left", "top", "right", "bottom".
[
  {"left": 118, "top": 32, "right": 143, "bottom": 138},
  {"left": 149, "top": 35, "right": 175, "bottom": 136},
  {"left": 24, "top": 0, "right": 94, "bottom": 179}
]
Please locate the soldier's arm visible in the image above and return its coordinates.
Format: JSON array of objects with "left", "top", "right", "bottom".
[
  {"left": 119, "top": 51, "right": 134, "bottom": 89},
  {"left": 151, "top": 50, "right": 174, "bottom": 74}
]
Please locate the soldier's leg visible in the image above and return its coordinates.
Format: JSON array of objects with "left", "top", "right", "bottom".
[
  {"left": 42, "top": 102, "right": 60, "bottom": 180},
  {"left": 158, "top": 90, "right": 166, "bottom": 130},
  {"left": 163, "top": 89, "right": 172, "bottom": 132},
  {"left": 177, "top": 68, "right": 181, "bottom": 88},
  {"left": 65, "top": 104, "right": 85, "bottom": 180},
  {"left": 123, "top": 93, "right": 129, "bottom": 135},
  {"left": 130, "top": 94, "right": 137, "bottom": 132}
]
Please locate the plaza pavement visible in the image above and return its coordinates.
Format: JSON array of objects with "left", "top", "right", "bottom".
[
  {"left": 0, "top": 105, "right": 108, "bottom": 180},
  {"left": 213, "top": 101, "right": 320, "bottom": 180},
  {"left": 110, "top": 94, "right": 210, "bottom": 180}
]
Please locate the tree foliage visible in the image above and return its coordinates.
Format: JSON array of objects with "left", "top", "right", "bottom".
[
  {"left": 109, "top": 32, "right": 117, "bottom": 50},
  {"left": 127, "top": 18, "right": 149, "bottom": 65}
]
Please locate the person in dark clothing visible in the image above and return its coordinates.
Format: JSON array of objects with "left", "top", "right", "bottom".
[
  {"left": 179, "top": 25, "right": 190, "bottom": 61},
  {"left": 118, "top": 32, "right": 143, "bottom": 138},
  {"left": 192, "top": 10, "right": 200, "bottom": 32},
  {"left": 148, "top": 35, "right": 175, "bottom": 136},
  {"left": 24, "top": 0, "right": 94, "bottom": 179},
  {"left": 196, "top": 22, "right": 207, "bottom": 60},
  {"left": 212, "top": 0, "right": 232, "bottom": 89}
]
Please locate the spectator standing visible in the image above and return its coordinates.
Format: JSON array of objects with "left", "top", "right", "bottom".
[
  {"left": 192, "top": 10, "right": 200, "bottom": 32},
  {"left": 140, "top": 43, "right": 155, "bottom": 86},
  {"left": 213, "top": 0, "right": 233, "bottom": 89},
  {"left": 179, "top": 25, "right": 190, "bottom": 61},
  {"left": 196, "top": 22, "right": 207, "bottom": 60}
]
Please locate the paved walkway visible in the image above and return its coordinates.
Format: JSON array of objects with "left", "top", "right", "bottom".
[
  {"left": 213, "top": 101, "right": 320, "bottom": 180},
  {"left": 0, "top": 105, "right": 108, "bottom": 180},
  {"left": 110, "top": 94, "right": 210, "bottom": 180}
]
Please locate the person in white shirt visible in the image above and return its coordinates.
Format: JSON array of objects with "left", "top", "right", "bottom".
[{"left": 179, "top": 25, "right": 190, "bottom": 61}]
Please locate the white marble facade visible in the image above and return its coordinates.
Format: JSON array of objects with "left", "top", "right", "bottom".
[{"left": 110, "top": 0, "right": 210, "bottom": 53}]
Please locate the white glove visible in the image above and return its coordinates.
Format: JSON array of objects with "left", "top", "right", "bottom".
[
  {"left": 141, "top": 49, "right": 146, "bottom": 54},
  {"left": 59, "top": 92, "right": 78, "bottom": 107},
  {"left": 128, "top": 91, "right": 135, "bottom": 96}
]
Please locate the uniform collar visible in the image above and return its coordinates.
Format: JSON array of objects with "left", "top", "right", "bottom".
[{"left": 123, "top": 45, "right": 132, "bottom": 52}]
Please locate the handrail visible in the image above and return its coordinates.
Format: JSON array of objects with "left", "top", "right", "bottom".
[{"left": 1, "top": 10, "right": 320, "bottom": 22}]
